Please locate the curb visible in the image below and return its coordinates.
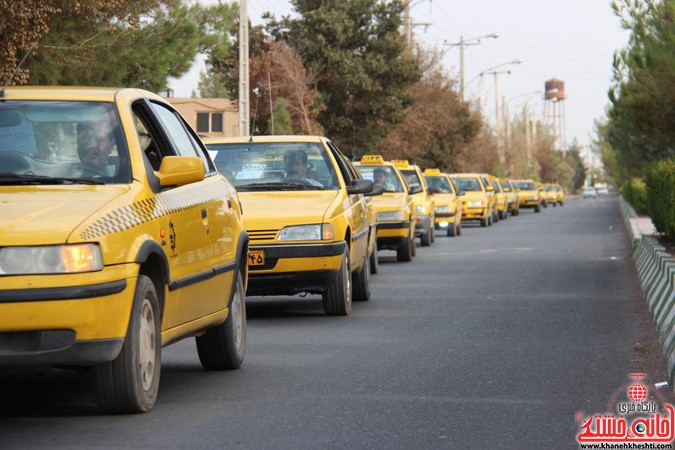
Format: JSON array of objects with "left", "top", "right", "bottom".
[{"left": 620, "top": 197, "right": 675, "bottom": 388}]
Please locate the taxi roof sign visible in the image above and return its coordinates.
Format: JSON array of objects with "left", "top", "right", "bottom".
[
  {"left": 360, "top": 155, "right": 385, "bottom": 165},
  {"left": 391, "top": 159, "right": 410, "bottom": 168},
  {"left": 424, "top": 168, "right": 441, "bottom": 175}
]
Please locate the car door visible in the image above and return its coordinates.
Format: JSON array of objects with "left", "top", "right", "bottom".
[
  {"left": 135, "top": 100, "right": 233, "bottom": 328},
  {"left": 325, "top": 142, "right": 369, "bottom": 270}
]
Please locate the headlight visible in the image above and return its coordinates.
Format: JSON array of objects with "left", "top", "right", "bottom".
[
  {"left": 468, "top": 200, "right": 483, "bottom": 207},
  {"left": 415, "top": 205, "right": 427, "bottom": 214},
  {"left": 277, "top": 224, "right": 334, "bottom": 241},
  {"left": 435, "top": 206, "right": 449, "bottom": 213},
  {"left": 377, "top": 210, "right": 405, "bottom": 221},
  {"left": 0, "top": 244, "right": 103, "bottom": 275}
]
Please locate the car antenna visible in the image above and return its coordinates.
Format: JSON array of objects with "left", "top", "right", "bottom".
[
  {"left": 249, "top": 88, "right": 260, "bottom": 142},
  {"left": 0, "top": 42, "right": 37, "bottom": 99}
]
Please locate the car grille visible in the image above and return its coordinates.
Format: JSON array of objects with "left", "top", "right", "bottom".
[
  {"left": 249, "top": 258, "right": 279, "bottom": 271},
  {"left": 248, "top": 229, "right": 279, "bottom": 242}
]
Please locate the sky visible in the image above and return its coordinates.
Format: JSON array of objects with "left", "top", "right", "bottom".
[{"left": 168, "top": 0, "right": 630, "bottom": 152}]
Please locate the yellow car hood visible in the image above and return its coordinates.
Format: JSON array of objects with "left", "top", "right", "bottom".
[
  {"left": 461, "top": 191, "right": 486, "bottom": 202},
  {"left": 0, "top": 186, "right": 130, "bottom": 245},
  {"left": 372, "top": 193, "right": 408, "bottom": 212},
  {"left": 431, "top": 193, "right": 456, "bottom": 207},
  {"left": 238, "top": 191, "right": 340, "bottom": 228}
]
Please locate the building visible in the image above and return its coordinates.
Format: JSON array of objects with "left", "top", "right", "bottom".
[{"left": 167, "top": 97, "right": 239, "bottom": 138}]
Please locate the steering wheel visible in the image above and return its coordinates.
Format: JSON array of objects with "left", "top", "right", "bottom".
[{"left": 0, "top": 151, "right": 33, "bottom": 173}]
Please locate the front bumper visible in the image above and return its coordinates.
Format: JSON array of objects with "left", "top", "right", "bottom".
[
  {"left": 461, "top": 206, "right": 487, "bottom": 220},
  {"left": 434, "top": 212, "right": 456, "bottom": 228},
  {"left": 0, "top": 264, "right": 138, "bottom": 367},
  {"left": 377, "top": 221, "right": 411, "bottom": 250},
  {"left": 246, "top": 241, "right": 347, "bottom": 296},
  {"left": 413, "top": 215, "right": 431, "bottom": 235}
]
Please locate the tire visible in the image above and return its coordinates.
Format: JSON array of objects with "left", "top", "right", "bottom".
[
  {"left": 513, "top": 208, "right": 520, "bottom": 216},
  {"left": 552, "top": 202, "right": 557, "bottom": 207},
  {"left": 91, "top": 275, "right": 161, "bottom": 413},
  {"left": 447, "top": 223, "right": 456, "bottom": 237},
  {"left": 369, "top": 247, "right": 379, "bottom": 275},
  {"left": 397, "top": 237, "right": 413, "bottom": 262},
  {"left": 488, "top": 215, "right": 493, "bottom": 226},
  {"left": 480, "top": 217, "right": 488, "bottom": 227},
  {"left": 457, "top": 223, "right": 462, "bottom": 236},
  {"left": 543, "top": 201, "right": 548, "bottom": 208},
  {"left": 429, "top": 217, "right": 435, "bottom": 244},
  {"left": 322, "top": 248, "right": 352, "bottom": 316},
  {"left": 352, "top": 255, "right": 371, "bottom": 302},
  {"left": 560, "top": 201, "right": 564, "bottom": 206},
  {"left": 493, "top": 210, "right": 499, "bottom": 223},
  {"left": 420, "top": 225, "right": 431, "bottom": 247},
  {"left": 535, "top": 203, "right": 542, "bottom": 213},
  {"left": 196, "top": 271, "right": 246, "bottom": 370},
  {"left": 410, "top": 232, "right": 417, "bottom": 257}
]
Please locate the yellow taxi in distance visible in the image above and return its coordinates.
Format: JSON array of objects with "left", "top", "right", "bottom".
[
  {"left": 423, "top": 169, "right": 463, "bottom": 237},
  {"left": 0, "top": 87, "right": 249, "bottom": 413},
  {"left": 553, "top": 183, "right": 565, "bottom": 206},
  {"left": 511, "top": 179, "right": 542, "bottom": 213},
  {"left": 355, "top": 155, "right": 417, "bottom": 262},
  {"left": 536, "top": 181, "right": 549, "bottom": 208},
  {"left": 488, "top": 175, "right": 509, "bottom": 221},
  {"left": 393, "top": 160, "right": 436, "bottom": 247},
  {"left": 204, "top": 135, "right": 374, "bottom": 316},
  {"left": 544, "top": 183, "right": 559, "bottom": 207},
  {"left": 449, "top": 173, "right": 494, "bottom": 227},
  {"left": 499, "top": 178, "right": 520, "bottom": 216}
]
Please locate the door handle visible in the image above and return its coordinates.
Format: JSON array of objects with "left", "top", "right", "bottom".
[{"left": 201, "top": 209, "right": 207, "bottom": 219}]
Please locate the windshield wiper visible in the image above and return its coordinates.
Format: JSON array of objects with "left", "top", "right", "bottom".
[
  {"left": 236, "top": 181, "right": 324, "bottom": 191},
  {"left": 0, "top": 172, "right": 104, "bottom": 185}
]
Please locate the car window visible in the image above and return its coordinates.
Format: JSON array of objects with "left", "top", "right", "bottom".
[
  {"left": 0, "top": 100, "right": 130, "bottom": 183},
  {"left": 500, "top": 181, "right": 512, "bottom": 191},
  {"left": 451, "top": 177, "right": 482, "bottom": 192},
  {"left": 423, "top": 175, "right": 452, "bottom": 193},
  {"left": 512, "top": 181, "right": 536, "bottom": 190},
  {"left": 356, "top": 165, "right": 404, "bottom": 193},
  {"left": 400, "top": 169, "right": 421, "bottom": 188},
  {"left": 206, "top": 141, "right": 340, "bottom": 191}
]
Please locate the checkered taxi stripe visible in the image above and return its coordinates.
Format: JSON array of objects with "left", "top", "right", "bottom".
[{"left": 80, "top": 178, "right": 230, "bottom": 240}]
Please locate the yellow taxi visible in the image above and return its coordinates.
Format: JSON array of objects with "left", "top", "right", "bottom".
[
  {"left": 0, "top": 87, "right": 249, "bottom": 413},
  {"left": 511, "top": 179, "right": 542, "bottom": 213},
  {"left": 204, "top": 135, "right": 374, "bottom": 315},
  {"left": 499, "top": 178, "right": 520, "bottom": 216},
  {"left": 423, "top": 169, "right": 463, "bottom": 237},
  {"left": 448, "top": 173, "right": 494, "bottom": 227},
  {"left": 487, "top": 175, "right": 509, "bottom": 221},
  {"left": 544, "top": 183, "right": 559, "bottom": 207},
  {"left": 354, "top": 155, "right": 417, "bottom": 262},
  {"left": 553, "top": 183, "right": 565, "bottom": 206},
  {"left": 536, "top": 181, "right": 549, "bottom": 208},
  {"left": 392, "top": 160, "right": 436, "bottom": 246}
]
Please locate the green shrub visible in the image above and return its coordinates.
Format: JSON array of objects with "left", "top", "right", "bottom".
[
  {"left": 621, "top": 177, "right": 649, "bottom": 215},
  {"left": 644, "top": 158, "right": 675, "bottom": 240}
]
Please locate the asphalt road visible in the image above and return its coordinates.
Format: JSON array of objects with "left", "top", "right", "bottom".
[{"left": 1, "top": 195, "right": 672, "bottom": 449}]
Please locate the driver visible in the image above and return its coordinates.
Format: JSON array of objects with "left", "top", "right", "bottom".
[
  {"left": 77, "top": 121, "right": 116, "bottom": 175},
  {"left": 283, "top": 149, "right": 322, "bottom": 186}
]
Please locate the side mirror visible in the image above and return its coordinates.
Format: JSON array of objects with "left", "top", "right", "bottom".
[
  {"left": 427, "top": 186, "right": 440, "bottom": 195},
  {"left": 485, "top": 186, "right": 494, "bottom": 192},
  {"left": 346, "top": 179, "right": 373, "bottom": 195},
  {"left": 366, "top": 184, "right": 384, "bottom": 196},
  {"left": 409, "top": 185, "right": 423, "bottom": 195},
  {"left": 155, "top": 156, "right": 205, "bottom": 187}
]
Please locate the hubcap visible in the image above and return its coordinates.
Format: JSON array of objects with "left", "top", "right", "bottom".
[
  {"left": 139, "top": 298, "right": 156, "bottom": 391},
  {"left": 231, "top": 287, "right": 244, "bottom": 350}
]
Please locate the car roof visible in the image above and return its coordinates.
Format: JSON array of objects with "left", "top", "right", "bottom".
[
  {"left": 203, "top": 135, "right": 328, "bottom": 145},
  {"left": 2, "top": 86, "right": 162, "bottom": 102}
]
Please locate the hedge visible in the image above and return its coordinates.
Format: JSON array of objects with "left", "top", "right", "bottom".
[
  {"left": 621, "top": 177, "right": 649, "bottom": 215},
  {"left": 644, "top": 158, "right": 675, "bottom": 240}
]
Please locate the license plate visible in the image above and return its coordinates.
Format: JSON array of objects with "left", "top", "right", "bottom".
[{"left": 249, "top": 250, "right": 265, "bottom": 266}]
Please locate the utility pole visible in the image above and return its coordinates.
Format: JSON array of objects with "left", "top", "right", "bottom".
[
  {"left": 238, "top": 0, "right": 249, "bottom": 136},
  {"left": 444, "top": 33, "right": 498, "bottom": 101},
  {"left": 403, "top": 0, "right": 432, "bottom": 50}
]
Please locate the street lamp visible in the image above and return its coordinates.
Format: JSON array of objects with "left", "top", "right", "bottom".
[
  {"left": 443, "top": 32, "right": 499, "bottom": 101},
  {"left": 478, "top": 59, "right": 523, "bottom": 134}
]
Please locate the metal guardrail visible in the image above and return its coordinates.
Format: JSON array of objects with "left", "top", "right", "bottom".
[{"left": 620, "top": 196, "right": 675, "bottom": 387}]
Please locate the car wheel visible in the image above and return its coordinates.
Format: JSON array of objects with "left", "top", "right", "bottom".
[
  {"left": 430, "top": 218, "right": 435, "bottom": 244},
  {"left": 480, "top": 217, "right": 488, "bottom": 227},
  {"left": 493, "top": 210, "right": 499, "bottom": 223},
  {"left": 196, "top": 271, "right": 246, "bottom": 370},
  {"left": 535, "top": 203, "right": 542, "bottom": 213},
  {"left": 322, "top": 248, "right": 352, "bottom": 316},
  {"left": 352, "top": 254, "right": 371, "bottom": 301},
  {"left": 457, "top": 223, "right": 462, "bottom": 236},
  {"left": 91, "top": 275, "right": 161, "bottom": 413},
  {"left": 560, "top": 201, "right": 564, "bottom": 206},
  {"left": 447, "top": 223, "right": 456, "bottom": 237},
  {"left": 369, "top": 247, "right": 379, "bottom": 274},
  {"left": 410, "top": 231, "right": 417, "bottom": 257},
  {"left": 420, "top": 225, "right": 431, "bottom": 247},
  {"left": 397, "top": 237, "right": 413, "bottom": 262},
  {"left": 488, "top": 215, "right": 493, "bottom": 226}
]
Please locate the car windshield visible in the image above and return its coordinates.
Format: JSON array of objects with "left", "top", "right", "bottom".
[
  {"left": 512, "top": 181, "right": 537, "bottom": 190},
  {"left": 206, "top": 141, "right": 340, "bottom": 191},
  {"left": 500, "top": 181, "right": 512, "bottom": 191},
  {"left": 0, "top": 101, "right": 130, "bottom": 184},
  {"left": 356, "top": 165, "right": 404, "bottom": 193},
  {"left": 424, "top": 175, "right": 453, "bottom": 193},
  {"left": 399, "top": 169, "right": 421, "bottom": 188},
  {"left": 452, "top": 177, "right": 482, "bottom": 192}
]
